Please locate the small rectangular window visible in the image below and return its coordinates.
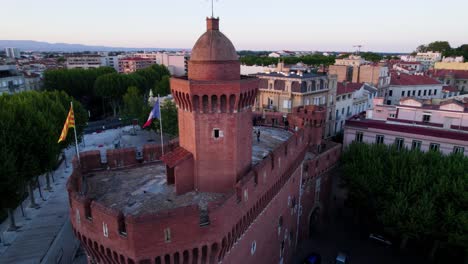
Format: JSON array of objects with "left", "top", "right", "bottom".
[
  {"left": 418, "top": 90, "right": 421, "bottom": 96},
  {"left": 401, "top": 91, "right": 405, "bottom": 96},
  {"left": 424, "top": 90, "right": 427, "bottom": 96},
  {"left": 422, "top": 114, "right": 431, "bottom": 123},
  {"left": 376, "top": 135, "right": 384, "bottom": 144},
  {"left": 453, "top": 146, "right": 464, "bottom": 154},
  {"left": 428, "top": 90, "right": 432, "bottom": 95},
  {"left": 164, "top": 228, "right": 171, "bottom": 242},
  {"left": 213, "top": 129, "right": 220, "bottom": 138},
  {"left": 395, "top": 138, "right": 404, "bottom": 150},
  {"left": 355, "top": 132, "right": 363, "bottom": 142},
  {"left": 434, "top": 89, "right": 437, "bottom": 95},
  {"left": 411, "top": 140, "right": 421, "bottom": 151},
  {"left": 389, "top": 90, "right": 393, "bottom": 96},
  {"left": 429, "top": 143, "right": 440, "bottom": 152},
  {"left": 412, "top": 90, "right": 416, "bottom": 96}
]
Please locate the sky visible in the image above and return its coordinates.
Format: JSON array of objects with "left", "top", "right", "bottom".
[{"left": 1, "top": 0, "right": 467, "bottom": 53}]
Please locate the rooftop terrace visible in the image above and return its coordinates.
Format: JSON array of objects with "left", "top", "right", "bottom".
[{"left": 85, "top": 126, "right": 293, "bottom": 215}]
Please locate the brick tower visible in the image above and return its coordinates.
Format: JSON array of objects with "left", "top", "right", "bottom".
[{"left": 170, "top": 17, "right": 259, "bottom": 193}]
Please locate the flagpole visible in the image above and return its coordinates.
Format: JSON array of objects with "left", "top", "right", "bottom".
[
  {"left": 71, "top": 101, "right": 81, "bottom": 164},
  {"left": 158, "top": 94, "right": 164, "bottom": 156}
]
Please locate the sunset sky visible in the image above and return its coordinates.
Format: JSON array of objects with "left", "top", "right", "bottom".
[{"left": 1, "top": 0, "right": 467, "bottom": 52}]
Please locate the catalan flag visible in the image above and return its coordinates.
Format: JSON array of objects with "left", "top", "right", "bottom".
[{"left": 58, "top": 104, "right": 75, "bottom": 143}]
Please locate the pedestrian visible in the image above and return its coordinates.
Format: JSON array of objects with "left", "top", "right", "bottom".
[
  {"left": 256, "top": 129, "right": 261, "bottom": 142},
  {"left": 284, "top": 120, "right": 289, "bottom": 130}
]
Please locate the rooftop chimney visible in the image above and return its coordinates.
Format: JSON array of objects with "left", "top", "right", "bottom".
[{"left": 207, "top": 17, "right": 219, "bottom": 31}]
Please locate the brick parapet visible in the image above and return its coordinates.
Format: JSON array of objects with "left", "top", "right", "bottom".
[{"left": 68, "top": 123, "right": 340, "bottom": 263}]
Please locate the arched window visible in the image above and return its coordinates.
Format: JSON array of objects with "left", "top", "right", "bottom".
[
  {"left": 193, "top": 95, "right": 200, "bottom": 112},
  {"left": 229, "top": 95, "right": 236, "bottom": 113},
  {"left": 202, "top": 95, "right": 209, "bottom": 113},
  {"left": 220, "top": 95, "right": 227, "bottom": 113},
  {"left": 211, "top": 95, "right": 218, "bottom": 113}
]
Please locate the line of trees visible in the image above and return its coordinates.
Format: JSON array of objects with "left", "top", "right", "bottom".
[
  {"left": 0, "top": 90, "right": 87, "bottom": 229},
  {"left": 43, "top": 67, "right": 115, "bottom": 118},
  {"left": 43, "top": 64, "right": 171, "bottom": 120},
  {"left": 240, "top": 54, "right": 335, "bottom": 67},
  {"left": 415, "top": 41, "right": 468, "bottom": 60},
  {"left": 341, "top": 142, "right": 467, "bottom": 261}
]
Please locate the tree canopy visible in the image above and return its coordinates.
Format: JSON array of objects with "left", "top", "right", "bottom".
[
  {"left": 415, "top": 41, "right": 468, "bottom": 60},
  {"left": 239, "top": 54, "right": 335, "bottom": 67},
  {"left": 342, "top": 142, "right": 468, "bottom": 258},
  {"left": 43, "top": 67, "right": 115, "bottom": 118},
  {"left": 360, "top": 52, "right": 383, "bottom": 62},
  {"left": 43, "top": 64, "right": 172, "bottom": 119},
  {"left": 0, "top": 90, "right": 87, "bottom": 218}
]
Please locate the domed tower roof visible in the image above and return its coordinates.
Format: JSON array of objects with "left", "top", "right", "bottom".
[{"left": 190, "top": 18, "right": 238, "bottom": 62}]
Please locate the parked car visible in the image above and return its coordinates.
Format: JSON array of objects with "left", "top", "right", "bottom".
[
  {"left": 335, "top": 252, "right": 347, "bottom": 264},
  {"left": 369, "top": 233, "right": 392, "bottom": 246},
  {"left": 303, "top": 252, "right": 321, "bottom": 264}
]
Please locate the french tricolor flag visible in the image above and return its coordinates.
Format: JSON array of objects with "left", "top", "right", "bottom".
[{"left": 143, "top": 99, "right": 161, "bottom": 128}]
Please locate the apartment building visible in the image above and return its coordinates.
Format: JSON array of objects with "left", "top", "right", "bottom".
[
  {"left": 344, "top": 97, "right": 468, "bottom": 156},
  {"left": 66, "top": 55, "right": 105, "bottom": 69},
  {"left": 429, "top": 69, "right": 468, "bottom": 93},
  {"left": 134, "top": 52, "right": 188, "bottom": 76},
  {"left": 385, "top": 72, "right": 443, "bottom": 105},
  {"left": 118, "top": 57, "right": 154, "bottom": 73}
]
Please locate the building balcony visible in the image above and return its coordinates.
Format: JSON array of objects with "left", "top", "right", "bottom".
[{"left": 262, "top": 104, "right": 277, "bottom": 112}]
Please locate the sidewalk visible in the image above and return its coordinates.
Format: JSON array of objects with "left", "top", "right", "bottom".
[{"left": 0, "top": 147, "right": 76, "bottom": 264}]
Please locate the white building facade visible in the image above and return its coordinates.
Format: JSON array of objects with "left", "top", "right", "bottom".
[{"left": 385, "top": 73, "right": 443, "bottom": 105}]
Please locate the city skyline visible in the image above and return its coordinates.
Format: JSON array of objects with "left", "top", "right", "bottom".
[{"left": 1, "top": 0, "right": 467, "bottom": 53}]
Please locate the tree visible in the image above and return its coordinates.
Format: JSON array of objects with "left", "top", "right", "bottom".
[
  {"left": 122, "top": 86, "right": 151, "bottom": 125},
  {"left": 43, "top": 67, "right": 115, "bottom": 118},
  {"left": 360, "top": 52, "right": 383, "bottom": 62},
  {"left": 426, "top": 41, "right": 452, "bottom": 54},
  {"left": 94, "top": 73, "right": 145, "bottom": 117},
  {"left": 342, "top": 142, "right": 467, "bottom": 259},
  {"left": 416, "top": 44, "right": 428, "bottom": 53},
  {"left": 145, "top": 100, "right": 178, "bottom": 137},
  {"left": 155, "top": 75, "right": 171, "bottom": 96},
  {"left": 0, "top": 91, "right": 87, "bottom": 229}
]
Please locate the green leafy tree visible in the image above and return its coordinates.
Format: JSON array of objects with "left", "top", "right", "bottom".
[
  {"left": 342, "top": 142, "right": 468, "bottom": 259},
  {"left": 122, "top": 86, "right": 151, "bottom": 125},
  {"left": 155, "top": 75, "right": 171, "bottom": 96},
  {"left": 426, "top": 41, "right": 452, "bottom": 54},
  {"left": 94, "top": 73, "right": 145, "bottom": 117},
  {"left": 0, "top": 91, "right": 87, "bottom": 228},
  {"left": 43, "top": 67, "right": 115, "bottom": 118},
  {"left": 360, "top": 52, "right": 383, "bottom": 62},
  {"left": 146, "top": 100, "right": 178, "bottom": 137}
]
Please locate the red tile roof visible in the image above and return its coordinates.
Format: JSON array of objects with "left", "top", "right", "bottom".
[
  {"left": 336, "top": 82, "right": 363, "bottom": 95},
  {"left": 429, "top": 69, "right": 468, "bottom": 79},
  {"left": 161, "top": 147, "right": 193, "bottom": 168},
  {"left": 442, "top": 85, "right": 458, "bottom": 93},
  {"left": 390, "top": 72, "right": 441, "bottom": 86},
  {"left": 399, "top": 61, "right": 421, "bottom": 65},
  {"left": 121, "top": 57, "right": 153, "bottom": 61},
  {"left": 346, "top": 119, "right": 468, "bottom": 141}
]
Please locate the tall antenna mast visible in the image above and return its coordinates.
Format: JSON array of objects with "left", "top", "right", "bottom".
[
  {"left": 211, "top": 0, "right": 214, "bottom": 17},
  {"left": 353, "top": 45, "right": 363, "bottom": 55}
]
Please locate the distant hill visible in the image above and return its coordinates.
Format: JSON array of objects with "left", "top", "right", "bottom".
[{"left": 0, "top": 40, "right": 182, "bottom": 52}]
